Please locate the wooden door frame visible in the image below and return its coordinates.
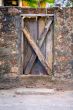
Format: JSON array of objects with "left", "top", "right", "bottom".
[{"left": 20, "top": 14, "right": 54, "bottom": 76}]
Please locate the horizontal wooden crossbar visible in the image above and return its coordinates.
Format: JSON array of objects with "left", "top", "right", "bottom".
[{"left": 21, "top": 14, "right": 54, "bottom": 18}]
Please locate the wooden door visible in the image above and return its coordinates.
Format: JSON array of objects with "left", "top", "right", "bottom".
[{"left": 22, "top": 15, "right": 54, "bottom": 75}]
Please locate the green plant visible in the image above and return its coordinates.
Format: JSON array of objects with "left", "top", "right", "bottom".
[
  {"left": 70, "top": 0, "right": 73, "bottom": 6},
  {"left": 22, "top": 0, "right": 55, "bottom": 8}
]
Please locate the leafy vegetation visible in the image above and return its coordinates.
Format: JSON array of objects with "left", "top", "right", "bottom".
[
  {"left": 22, "top": 0, "right": 55, "bottom": 8},
  {"left": 70, "top": 0, "right": 73, "bottom": 6}
]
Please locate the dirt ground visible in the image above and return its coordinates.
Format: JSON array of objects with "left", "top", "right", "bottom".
[{"left": 0, "top": 88, "right": 73, "bottom": 110}]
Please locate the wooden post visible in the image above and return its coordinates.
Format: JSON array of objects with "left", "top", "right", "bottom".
[
  {"left": 0, "top": 0, "right": 3, "bottom": 6},
  {"left": 19, "top": 0, "right": 22, "bottom": 7}
]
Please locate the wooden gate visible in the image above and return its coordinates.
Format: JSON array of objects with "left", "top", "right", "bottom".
[{"left": 21, "top": 14, "right": 54, "bottom": 75}]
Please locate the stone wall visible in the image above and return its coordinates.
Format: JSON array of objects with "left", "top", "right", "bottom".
[
  {"left": 0, "top": 7, "right": 73, "bottom": 79},
  {"left": 54, "top": 8, "right": 73, "bottom": 79},
  {"left": 0, "top": 7, "right": 20, "bottom": 78}
]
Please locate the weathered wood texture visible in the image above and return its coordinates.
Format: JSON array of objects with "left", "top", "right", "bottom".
[{"left": 22, "top": 16, "right": 54, "bottom": 75}]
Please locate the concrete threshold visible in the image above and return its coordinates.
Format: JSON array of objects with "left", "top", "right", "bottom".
[{"left": 15, "top": 88, "right": 56, "bottom": 95}]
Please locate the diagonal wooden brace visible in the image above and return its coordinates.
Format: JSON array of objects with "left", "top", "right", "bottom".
[
  {"left": 23, "top": 28, "right": 51, "bottom": 75},
  {"left": 38, "top": 19, "right": 53, "bottom": 47}
]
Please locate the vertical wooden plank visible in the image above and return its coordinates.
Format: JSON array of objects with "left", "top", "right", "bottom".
[
  {"left": 45, "top": 17, "right": 53, "bottom": 69},
  {"left": 27, "top": 18, "right": 38, "bottom": 75},
  {"left": 31, "top": 17, "right": 47, "bottom": 75},
  {"left": 21, "top": 17, "right": 24, "bottom": 74},
  {"left": 23, "top": 18, "right": 38, "bottom": 74},
  {"left": 29, "top": 18, "right": 38, "bottom": 42},
  {"left": 37, "top": 17, "right": 47, "bottom": 75},
  {"left": 23, "top": 18, "right": 32, "bottom": 73},
  {"left": 38, "top": 17, "right": 46, "bottom": 57}
]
